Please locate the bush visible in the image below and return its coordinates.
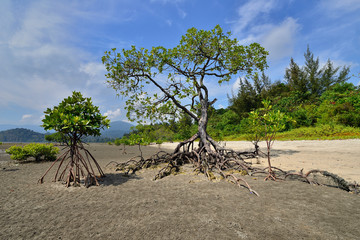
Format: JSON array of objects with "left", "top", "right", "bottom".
[
  {"left": 45, "top": 132, "right": 69, "bottom": 144},
  {"left": 276, "top": 124, "right": 360, "bottom": 140},
  {"left": 6, "top": 143, "right": 59, "bottom": 162}
]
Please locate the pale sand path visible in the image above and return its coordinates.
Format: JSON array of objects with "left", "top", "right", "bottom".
[{"left": 153, "top": 139, "right": 360, "bottom": 183}]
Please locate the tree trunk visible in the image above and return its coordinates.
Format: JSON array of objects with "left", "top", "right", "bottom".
[{"left": 197, "top": 99, "right": 212, "bottom": 153}]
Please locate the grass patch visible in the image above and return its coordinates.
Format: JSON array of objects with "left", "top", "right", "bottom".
[{"left": 224, "top": 124, "right": 360, "bottom": 141}]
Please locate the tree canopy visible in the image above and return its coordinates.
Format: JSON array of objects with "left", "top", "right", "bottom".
[
  {"left": 102, "top": 25, "right": 268, "bottom": 124},
  {"left": 285, "top": 46, "right": 350, "bottom": 98},
  {"left": 39, "top": 91, "right": 110, "bottom": 187},
  {"left": 103, "top": 25, "right": 269, "bottom": 194},
  {"left": 42, "top": 91, "right": 110, "bottom": 142}
]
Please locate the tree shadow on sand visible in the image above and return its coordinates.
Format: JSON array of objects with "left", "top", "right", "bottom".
[
  {"left": 100, "top": 173, "right": 142, "bottom": 187},
  {"left": 1, "top": 167, "right": 20, "bottom": 172},
  {"left": 269, "top": 149, "right": 300, "bottom": 157}
]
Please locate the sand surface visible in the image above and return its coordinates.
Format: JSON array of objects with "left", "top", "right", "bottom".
[{"left": 1, "top": 140, "right": 360, "bottom": 239}]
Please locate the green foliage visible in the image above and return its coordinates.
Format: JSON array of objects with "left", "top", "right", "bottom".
[
  {"left": 6, "top": 143, "right": 59, "bottom": 162},
  {"left": 103, "top": 25, "right": 268, "bottom": 124},
  {"left": 45, "top": 132, "right": 69, "bottom": 144},
  {"left": 122, "top": 124, "right": 177, "bottom": 145},
  {"left": 42, "top": 91, "right": 110, "bottom": 143},
  {"left": 207, "top": 109, "right": 241, "bottom": 138},
  {"left": 290, "top": 104, "right": 317, "bottom": 127},
  {"left": 247, "top": 100, "right": 294, "bottom": 146},
  {"left": 229, "top": 72, "right": 271, "bottom": 119},
  {"left": 317, "top": 83, "right": 360, "bottom": 127},
  {"left": 172, "top": 113, "right": 194, "bottom": 140},
  {"left": 276, "top": 124, "right": 360, "bottom": 140},
  {"left": 247, "top": 100, "right": 295, "bottom": 177},
  {"left": 285, "top": 46, "right": 350, "bottom": 99}
]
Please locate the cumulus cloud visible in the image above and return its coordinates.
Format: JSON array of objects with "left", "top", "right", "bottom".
[
  {"left": 0, "top": 1, "right": 115, "bottom": 124},
  {"left": 261, "top": 18, "right": 300, "bottom": 61},
  {"left": 233, "top": 0, "right": 276, "bottom": 34},
  {"left": 232, "top": 0, "right": 299, "bottom": 62},
  {"left": 104, "top": 108, "right": 122, "bottom": 120}
]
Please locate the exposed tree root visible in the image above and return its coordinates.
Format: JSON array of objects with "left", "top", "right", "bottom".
[
  {"left": 108, "top": 135, "right": 360, "bottom": 195},
  {"left": 38, "top": 143, "right": 105, "bottom": 187},
  {"left": 108, "top": 134, "right": 265, "bottom": 195},
  {"left": 284, "top": 169, "right": 359, "bottom": 193}
]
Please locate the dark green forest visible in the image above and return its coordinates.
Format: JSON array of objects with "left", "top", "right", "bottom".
[
  {"left": 0, "top": 128, "right": 45, "bottom": 142},
  {"left": 115, "top": 47, "right": 360, "bottom": 145}
]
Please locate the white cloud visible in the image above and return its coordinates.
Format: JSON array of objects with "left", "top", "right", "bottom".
[
  {"left": 166, "top": 19, "right": 173, "bottom": 26},
  {"left": 261, "top": 17, "right": 300, "bottom": 61},
  {"left": 21, "top": 114, "right": 32, "bottom": 121},
  {"left": 80, "top": 62, "right": 105, "bottom": 77},
  {"left": 104, "top": 108, "right": 122, "bottom": 120},
  {"left": 231, "top": 77, "right": 242, "bottom": 94},
  {"left": 232, "top": 1, "right": 300, "bottom": 62},
  {"left": 20, "top": 114, "right": 44, "bottom": 125},
  {"left": 0, "top": 1, "right": 114, "bottom": 123},
  {"left": 319, "top": 0, "right": 360, "bottom": 13},
  {"left": 233, "top": 0, "right": 276, "bottom": 34},
  {"left": 177, "top": 8, "right": 187, "bottom": 18}
]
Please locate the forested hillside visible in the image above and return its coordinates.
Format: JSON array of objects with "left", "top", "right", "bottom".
[
  {"left": 0, "top": 128, "right": 45, "bottom": 142},
  {"left": 116, "top": 47, "right": 360, "bottom": 144}
]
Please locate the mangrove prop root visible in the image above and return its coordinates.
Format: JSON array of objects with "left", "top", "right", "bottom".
[{"left": 38, "top": 143, "right": 104, "bottom": 187}]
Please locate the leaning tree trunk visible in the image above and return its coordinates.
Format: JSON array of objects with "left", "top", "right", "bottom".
[{"left": 197, "top": 99, "right": 212, "bottom": 152}]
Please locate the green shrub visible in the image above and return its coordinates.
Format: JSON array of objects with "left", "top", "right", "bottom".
[
  {"left": 45, "top": 132, "right": 69, "bottom": 144},
  {"left": 276, "top": 124, "right": 360, "bottom": 140},
  {"left": 6, "top": 143, "right": 59, "bottom": 162}
]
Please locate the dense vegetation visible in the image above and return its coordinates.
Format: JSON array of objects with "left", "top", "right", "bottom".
[{"left": 114, "top": 47, "right": 359, "bottom": 144}]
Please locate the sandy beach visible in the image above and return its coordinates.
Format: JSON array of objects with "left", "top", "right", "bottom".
[{"left": 1, "top": 140, "right": 359, "bottom": 239}]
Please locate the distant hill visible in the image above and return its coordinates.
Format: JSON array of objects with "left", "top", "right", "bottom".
[
  {"left": 0, "top": 121, "right": 134, "bottom": 143},
  {"left": 101, "top": 120, "right": 134, "bottom": 138},
  {"left": 0, "top": 128, "right": 45, "bottom": 142},
  {"left": 0, "top": 124, "right": 47, "bottom": 133},
  {"left": 85, "top": 120, "right": 134, "bottom": 142}
]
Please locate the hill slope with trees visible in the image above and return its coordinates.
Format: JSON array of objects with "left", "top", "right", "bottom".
[{"left": 0, "top": 128, "right": 45, "bottom": 142}]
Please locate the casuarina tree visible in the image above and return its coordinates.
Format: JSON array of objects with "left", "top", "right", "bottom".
[
  {"left": 102, "top": 25, "right": 268, "bottom": 194},
  {"left": 39, "top": 91, "right": 110, "bottom": 187}
]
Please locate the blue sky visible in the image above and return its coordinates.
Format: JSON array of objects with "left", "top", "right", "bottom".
[{"left": 1, "top": 0, "right": 360, "bottom": 126}]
